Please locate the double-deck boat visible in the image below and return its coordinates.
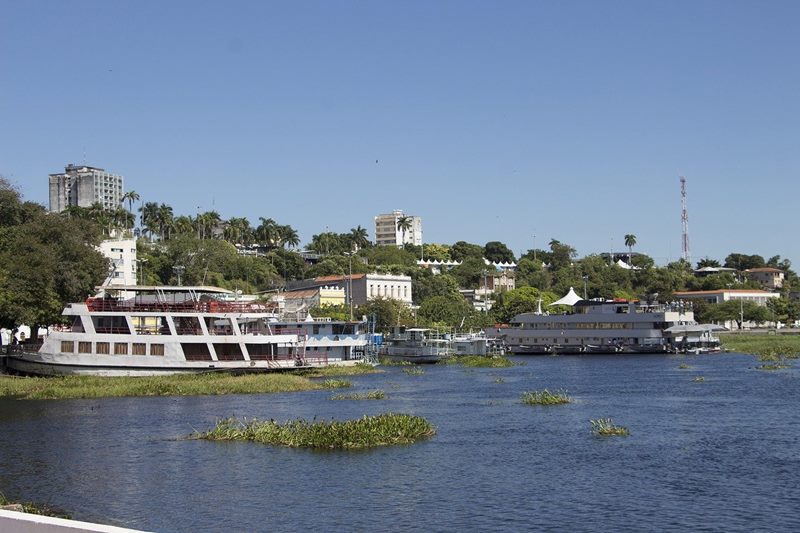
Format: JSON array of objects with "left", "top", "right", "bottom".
[
  {"left": 5, "top": 286, "right": 372, "bottom": 376},
  {"left": 488, "top": 288, "right": 721, "bottom": 355},
  {"left": 379, "top": 327, "right": 454, "bottom": 364}
]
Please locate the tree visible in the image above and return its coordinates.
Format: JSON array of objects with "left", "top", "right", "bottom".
[
  {"left": 450, "top": 241, "right": 484, "bottom": 262},
  {"left": 357, "top": 298, "right": 413, "bottom": 331},
  {"left": 724, "top": 253, "right": 765, "bottom": 271},
  {"left": 411, "top": 270, "right": 460, "bottom": 304},
  {"left": 157, "top": 203, "right": 174, "bottom": 240},
  {"left": 418, "top": 293, "right": 474, "bottom": 328},
  {"left": 122, "top": 190, "right": 140, "bottom": 218},
  {"left": 349, "top": 225, "right": 370, "bottom": 251},
  {"left": 363, "top": 246, "right": 417, "bottom": 267},
  {"left": 396, "top": 216, "right": 412, "bottom": 248},
  {"left": 624, "top": 234, "right": 636, "bottom": 264},
  {"left": 483, "top": 241, "right": 515, "bottom": 264},
  {"left": 451, "top": 256, "right": 488, "bottom": 289},
  {"left": 700, "top": 299, "right": 770, "bottom": 330},
  {"left": 548, "top": 239, "right": 577, "bottom": 270},
  {"left": 420, "top": 243, "right": 451, "bottom": 262},
  {"left": 696, "top": 257, "right": 721, "bottom": 269},
  {"left": 138, "top": 202, "right": 160, "bottom": 240},
  {"left": 278, "top": 225, "right": 300, "bottom": 249},
  {"left": 491, "top": 287, "right": 559, "bottom": 323}
]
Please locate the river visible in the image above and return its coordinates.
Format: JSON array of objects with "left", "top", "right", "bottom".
[{"left": 1, "top": 353, "right": 799, "bottom": 532}]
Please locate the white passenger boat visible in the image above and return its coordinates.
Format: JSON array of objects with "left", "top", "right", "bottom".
[
  {"left": 379, "top": 327, "right": 453, "bottom": 364},
  {"left": 488, "top": 288, "right": 721, "bottom": 355},
  {"left": 5, "top": 286, "right": 371, "bottom": 376}
]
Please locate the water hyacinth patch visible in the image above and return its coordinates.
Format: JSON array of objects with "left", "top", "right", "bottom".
[
  {"left": 196, "top": 413, "right": 435, "bottom": 449},
  {"left": 692, "top": 376, "right": 705, "bottom": 382},
  {"left": 330, "top": 390, "right": 386, "bottom": 400},
  {"left": 321, "top": 379, "right": 351, "bottom": 389},
  {"left": 590, "top": 418, "right": 630, "bottom": 437},
  {"left": 521, "top": 389, "right": 572, "bottom": 405},
  {"left": 403, "top": 367, "right": 425, "bottom": 376},
  {"left": 444, "top": 355, "right": 515, "bottom": 368}
]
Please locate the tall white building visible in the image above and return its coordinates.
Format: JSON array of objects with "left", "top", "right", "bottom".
[
  {"left": 98, "top": 238, "right": 138, "bottom": 289},
  {"left": 374, "top": 210, "right": 422, "bottom": 247},
  {"left": 49, "top": 164, "right": 124, "bottom": 213}
]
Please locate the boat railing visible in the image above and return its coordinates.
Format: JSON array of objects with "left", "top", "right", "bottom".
[{"left": 86, "top": 298, "right": 275, "bottom": 314}]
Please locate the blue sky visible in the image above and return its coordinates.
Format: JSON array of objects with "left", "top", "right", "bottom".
[{"left": 2, "top": 1, "right": 799, "bottom": 267}]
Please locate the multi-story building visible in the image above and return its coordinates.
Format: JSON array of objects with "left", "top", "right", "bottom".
[
  {"left": 744, "top": 267, "right": 785, "bottom": 290},
  {"left": 673, "top": 289, "right": 780, "bottom": 329},
  {"left": 49, "top": 164, "right": 124, "bottom": 213},
  {"left": 97, "top": 238, "right": 138, "bottom": 294},
  {"left": 374, "top": 210, "right": 422, "bottom": 247},
  {"left": 291, "top": 273, "right": 414, "bottom": 307}
]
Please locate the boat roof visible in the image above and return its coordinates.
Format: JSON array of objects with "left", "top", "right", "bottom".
[{"left": 97, "top": 285, "right": 234, "bottom": 294}]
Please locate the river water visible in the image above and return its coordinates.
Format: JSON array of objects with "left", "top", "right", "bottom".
[{"left": 1, "top": 353, "right": 799, "bottom": 532}]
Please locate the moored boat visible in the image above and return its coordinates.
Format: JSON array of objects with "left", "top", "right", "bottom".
[
  {"left": 379, "top": 327, "right": 453, "bottom": 364},
  {"left": 5, "top": 285, "right": 371, "bottom": 376}
]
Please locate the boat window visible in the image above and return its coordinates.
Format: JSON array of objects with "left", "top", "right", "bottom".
[
  {"left": 213, "top": 343, "right": 244, "bottom": 361},
  {"left": 132, "top": 343, "right": 146, "bottom": 355},
  {"left": 175, "top": 316, "right": 203, "bottom": 335},
  {"left": 132, "top": 316, "right": 167, "bottom": 335},
  {"left": 78, "top": 341, "right": 92, "bottom": 354},
  {"left": 92, "top": 316, "right": 131, "bottom": 335},
  {"left": 96, "top": 342, "right": 110, "bottom": 354},
  {"left": 151, "top": 344, "right": 165, "bottom": 356},
  {"left": 114, "top": 343, "right": 128, "bottom": 355},
  {"left": 246, "top": 343, "right": 276, "bottom": 359},
  {"left": 71, "top": 316, "right": 85, "bottom": 333},
  {"left": 181, "top": 343, "right": 212, "bottom": 361},
  {"left": 313, "top": 325, "right": 320, "bottom": 335},
  {"left": 204, "top": 317, "right": 233, "bottom": 336}
]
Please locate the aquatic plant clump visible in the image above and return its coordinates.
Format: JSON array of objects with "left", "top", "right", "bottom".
[
  {"left": 403, "top": 367, "right": 425, "bottom": 376},
  {"left": 198, "top": 413, "right": 435, "bottom": 449},
  {"left": 590, "top": 418, "right": 630, "bottom": 437},
  {"left": 521, "top": 389, "right": 572, "bottom": 406},
  {"left": 321, "top": 379, "right": 351, "bottom": 389},
  {"left": 330, "top": 390, "right": 386, "bottom": 400},
  {"left": 678, "top": 363, "right": 691, "bottom": 369},
  {"left": 692, "top": 376, "right": 705, "bottom": 382},
  {"left": 721, "top": 334, "right": 800, "bottom": 359},
  {"left": 302, "top": 362, "right": 382, "bottom": 377},
  {"left": 444, "top": 355, "right": 515, "bottom": 368}
]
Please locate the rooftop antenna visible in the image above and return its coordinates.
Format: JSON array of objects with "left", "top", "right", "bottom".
[{"left": 680, "top": 176, "right": 691, "bottom": 264}]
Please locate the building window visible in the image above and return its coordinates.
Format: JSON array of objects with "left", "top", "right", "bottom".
[{"left": 114, "top": 343, "right": 128, "bottom": 355}]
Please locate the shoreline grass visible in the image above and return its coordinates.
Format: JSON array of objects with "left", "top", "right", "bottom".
[
  {"left": 331, "top": 390, "right": 386, "bottom": 400},
  {"left": 521, "top": 389, "right": 572, "bottom": 406},
  {"left": 721, "top": 334, "right": 800, "bottom": 359},
  {"left": 590, "top": 418, "right": 630, "bottom": 437},
  {"left": 300, "top": 362, "right": 382, "bottom": 378},
  {"left": 0, "top": 372, "right": 329, "bottom": 401},
  {"left": 0, "top": 492, "right": 70, "bottom": 519},
  {"left": 195, "top": 413, "right": 435, "bottom": 449}
]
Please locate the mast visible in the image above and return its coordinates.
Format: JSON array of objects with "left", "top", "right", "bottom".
[{"left": 680, "top": 176, "right": 690, "bottom": 264}]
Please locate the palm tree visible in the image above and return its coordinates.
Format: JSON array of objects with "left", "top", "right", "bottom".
[
  {"left": 349, "top": 225, "right": 370, "bottom": 251},
  {"left": 256, "top": 217, "right": 279, "bottom": 248},
  {"left": 138, "top": 202, "right": 160, "bottom": 241},
  {"left": 225, "top": 217, "right": 252, "bottom": 245},
  {"left": 396, "top": 216, "right": 412, "bottom": 249},
  {"left": 122, "top": 190, "right": 140, "bottom": 217},
  {"left": 157, "top": 204, "right": 174, "bottom": 240},
  {"left": 278, "top": 224, "right": 300, "bottom": 249},
  {"left": 172, "top": 215, "right": 195, "bottom": 237},
  {"left": 624, "top": 234, "right": 637, "bottom": 265}
]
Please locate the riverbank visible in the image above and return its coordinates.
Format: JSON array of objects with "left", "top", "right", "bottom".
[
  {"left": 0, "top": 364, "right": 380, "bottom": 400},
  {"left": 720, "top": 333, "right": 800, "bottom": 357}
]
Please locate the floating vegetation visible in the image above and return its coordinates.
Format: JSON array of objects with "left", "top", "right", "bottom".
[
  {"left": 692, "top": 376, "right": 705, "bottom": 382},
  {"left": 443, "top": 355, "right": 515, "bottom": 368},
  {"left": 403, "top": 367, "right": 425, "bottom": 376},
  {"left": 493, "top": 377, "right": 505, "bottom": 384},
  {"left": 302, "top": 362, "right": 382, "bottom": 377},
  {"left": 196, "top": 413, "right": 435, "bottom": 449},
  {"left": 0, "top": 492, "right": 70, "bottom": 518},
  {"left": 331, "top": 390, "right": 386, "bottom": 400},
  {"left": 378, "top": 357, "right": 412, "bottom": 366},
  {"left": 0, "top": 372, "right": 325, "bottom": 400},
  {"left": 321, "top": 379, "right": 351, "bottom": 389},
  {"left": 754, "top": 352, "right": 792, "bottom": 371},
  {"left": 521, "top": 389, "right": 572, "bottom": 406},
  {"left": 678, "top": 363, "right": 691, "bottom": 369},
  {"left": 590, "top": 418, "right": 630, "bottom": 437}
]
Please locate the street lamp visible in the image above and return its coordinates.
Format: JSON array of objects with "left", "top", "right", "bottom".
[
  {"left": 136, "top": 258, "right": 148, "bottom": 286},
  {"left": 482, "top": 269, "right": 489, "bottom": 313},
  {"left": 344, "top": 252, "right": 354, "bottom": 321},
  {"left": 173, "top": 265, "right": 185, "bottom": 286},
  {"left": 582, "top": 275, "right": 589, "bottom": 300}
]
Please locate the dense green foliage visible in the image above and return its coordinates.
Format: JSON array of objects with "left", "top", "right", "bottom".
[
  {"left": 521, "top": 389, "right": 573, "bottom": 405},
  {"left": 197, "top": 413, "right": 436, "bottom": 448},
  {"left": 590, "top": 418, "right": 630, "bottom": 436}
]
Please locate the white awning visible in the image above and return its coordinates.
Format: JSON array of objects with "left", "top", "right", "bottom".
[{"left": 549, "top": 287, "right": 582, "bottom": 307}]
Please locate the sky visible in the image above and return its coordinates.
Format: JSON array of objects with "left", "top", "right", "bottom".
[{"left": 2, "top": 1, "right": 799, "bottom": 267}]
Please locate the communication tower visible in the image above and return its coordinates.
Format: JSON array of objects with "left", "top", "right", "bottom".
[{"left": 680, "top": 176, "right": 690, "bottom": 264}]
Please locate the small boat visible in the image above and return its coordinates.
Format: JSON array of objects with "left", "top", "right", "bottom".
[{"left": 379, "top": 327, "right": 453, "bottom": 364}]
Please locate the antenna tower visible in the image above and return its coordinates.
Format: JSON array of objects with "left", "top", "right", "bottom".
[{"left": 680, "top": 176, "right": 690, "bottom": 264}]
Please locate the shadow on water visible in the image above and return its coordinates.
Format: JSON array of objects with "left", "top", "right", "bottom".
[{"left": 1, "top": 353, "right": 799, "bottom": 532}]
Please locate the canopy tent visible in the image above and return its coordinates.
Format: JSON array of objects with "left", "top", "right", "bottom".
[{"left": 549, "top": 287, "right": 583, "bottom": 307}]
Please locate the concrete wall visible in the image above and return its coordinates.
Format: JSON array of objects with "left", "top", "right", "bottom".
[{"left": 0, "top": 509, "right": 146, "bottom": 533}]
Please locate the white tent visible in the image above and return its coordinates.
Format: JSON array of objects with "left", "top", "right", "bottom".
[{"left": 549, "top": 287, "right": 583, "bottom": 307}]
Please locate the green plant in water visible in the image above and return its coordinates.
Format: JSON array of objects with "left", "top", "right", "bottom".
[
  {"left": 443, "top": 355, "right": 515, "bottom": 368},
  {"left": 493, "top": 377, "right": 505, "bottom": 384},
  {"left": 590, "top": 418, "right": 630, "bottom": 437},
  {"left": 331, "top": 390, "right": 386, "bottom": 400},
  {"left": 379, "top": 357, "right": 412, "bottom": 366},
  {"left": 321, "top": 379, "right": 351, "bottom": 389},
  {"left": 403, "top": 367, "right": 425, "bottom": 376},
  {"left": 521, "top": 389, "right": 572, "bottom": 405},
  {"left": 692, "top": 376, "right": 705, "bottom": 382},
  {"left": 302, "top": 362, "right": 382, "bottom": 377},
  {"left": 678, "top": 363, "right": 690, "bottom": 369},
  {"left": 196, "top": 413, "right": 435, "bottom": 449}
]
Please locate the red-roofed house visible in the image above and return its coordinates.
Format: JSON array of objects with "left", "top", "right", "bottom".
[{"left": 744, "top": 268, "right": 784, "bottom": 290}]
